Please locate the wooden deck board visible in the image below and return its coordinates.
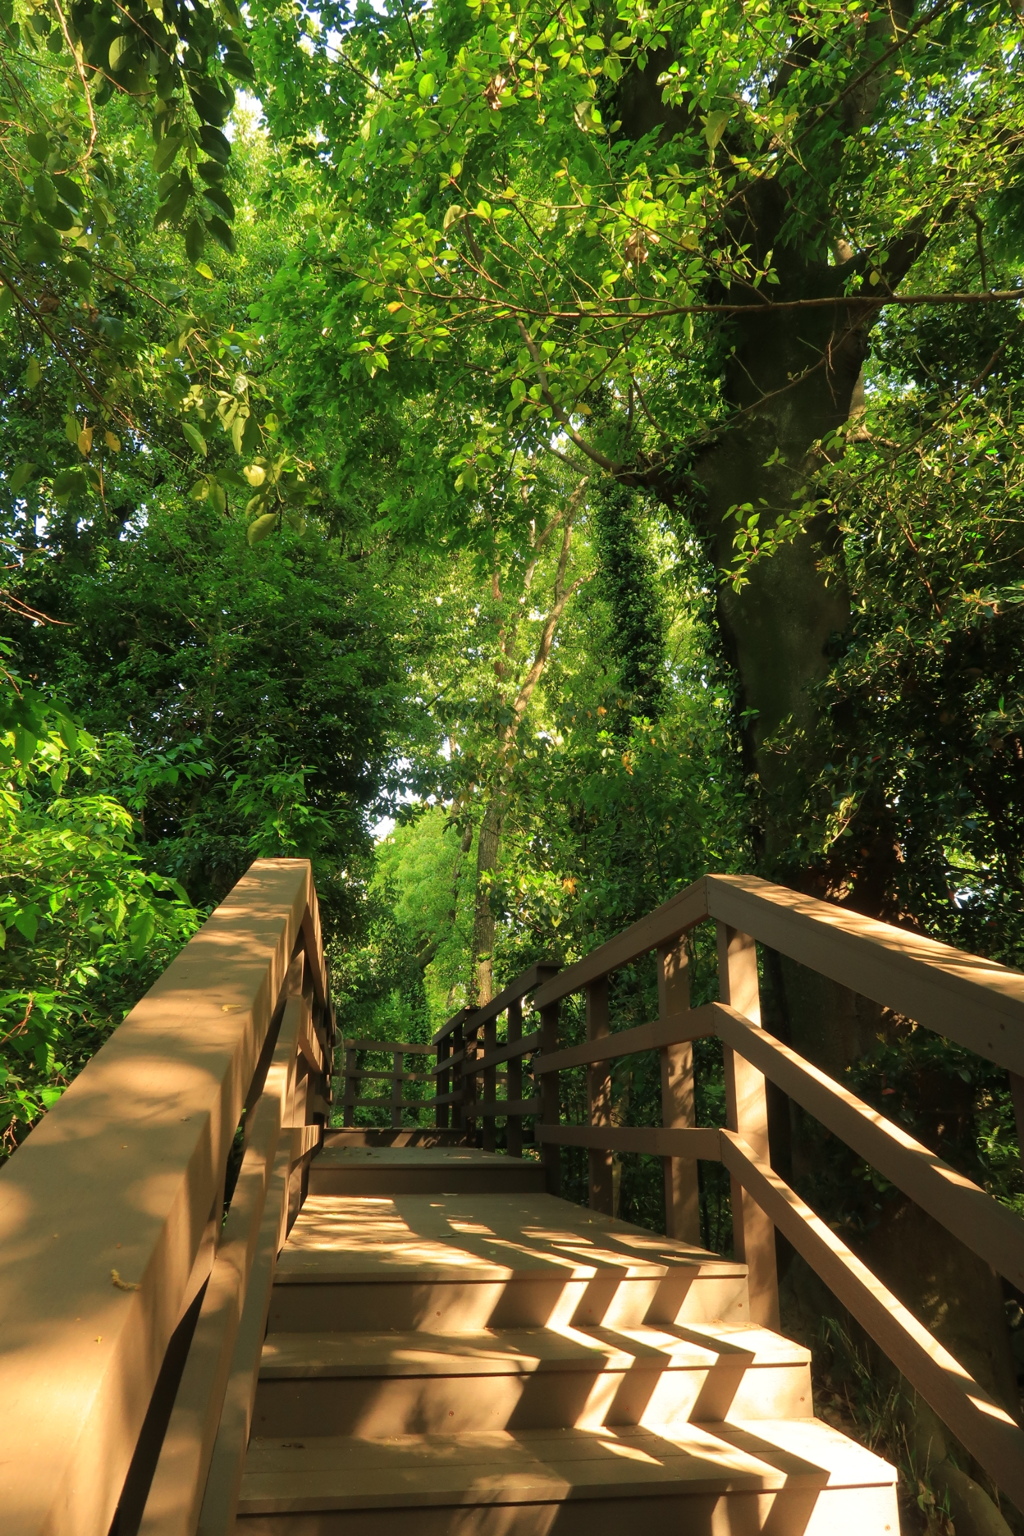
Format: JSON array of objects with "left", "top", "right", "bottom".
[
  {"left": 277, "top": 1191, "right": 739, "bottom": 1283},
  {"left": 239, "top": 1420, "right": 895, "bottom": 1512},
  {"left": 259, "top": 1323, "right": 809, "bottom": 1378}
]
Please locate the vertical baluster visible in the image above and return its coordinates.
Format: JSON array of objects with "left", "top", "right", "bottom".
[
  {"left": 391, "top": 1049, "right": 403, "bottom": 1130},
  {"left": 717, "top": 923, "right": 780, "bottom": 1328},
  {"left": 343, "top": 1043, "right": 356, "bottom": 1127},
  {"left": 658, "top": 938, "right": 702, "bottom": 1245},
  {"left": 507, "top": 998, "right": 523, "bottom": 1158},
  {"left": 462, "top": 1024, "right": 479, "bottom": 1144},
  {"left": 539, "top": 1001, "right": 561, "bottom": 1194},
  {"left": 482, "top": 1015, "right": 497, "bottom": 1152},
  {"left": 436, "top": 1035, "right": 450, "bottom": 1130},
  {"left": 586, "top": 978, "right": 614, "bottom": 1214},
  {"left": 454, "top": 1018, "right": 466, "bottom": 1137}
]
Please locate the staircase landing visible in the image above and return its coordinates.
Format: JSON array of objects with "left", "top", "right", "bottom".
[{"left": 237, "top": 1145, "right": 899, "bottom": 1534}]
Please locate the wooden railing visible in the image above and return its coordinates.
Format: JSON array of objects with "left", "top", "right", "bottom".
[
  {"left": 0, "top": 859, "right": 332, "bottom": 1536},
  {"left": 341, "top": 873, "right": 1024, "bottom": 1514}
]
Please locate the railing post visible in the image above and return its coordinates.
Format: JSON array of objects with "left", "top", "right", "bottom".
[
  {"left": 343, "top": 1043, "right": 356, "bottom": 1127},
  {"left": 436, "top": 1035, "right": 450, "bottom": 1130},
  {"left": 539, "top": 1000, "right": 561, "bottom": 1194},
  {"left": 716, "top": 923, "right": 780, "bottom": 1328},
  {"left": 391, "top": 1049, "right": 403, "bottom": 1130},
  {"left": 507, "top": 998, "right": 523, "bottom": 1157},
  {"left": 586, "top": 978, "right": 614, "bottom": 1215},
  {"left": 482, "top": 1015, "right": 497, "bottom": 1151},
  {"left": 657, "top": 938, "right": 702, "bottom": 1245},
  {"left": 461, "top": 1021, "right": 478, "bottom": 1144}
]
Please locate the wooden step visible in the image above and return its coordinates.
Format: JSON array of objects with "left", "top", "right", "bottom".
[
  {"left": 253, "top": 1322, "right": 812, "bottom": 1436},
  {"left": 236, "top": 1420, "right": 899, "bottom": 1535},
  {"left": 321, "top": 1130, "right": 465, "bottom": 1149},
  {"left": 268, "top": 1193, "right": 749, "bottom": 1332},
  {"left": 308, "top": 1146, "right": 547, "bottom": 1196}
]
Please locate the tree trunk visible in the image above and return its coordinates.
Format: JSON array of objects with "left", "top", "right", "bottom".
[{"left": 470, "top": 790, "right": 503, "bottom": 1006}]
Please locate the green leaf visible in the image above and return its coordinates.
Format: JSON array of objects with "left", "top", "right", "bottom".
[
  {"left": 198, "top": 125, "right": 231, "bottom": 163},
  {"left": 24, "top": 357, "right": 41, "bottom": 389},
  {"left": 703, "top": 110, "right": 731, "bottom": 149},
  {"left": 185, "top": 217, "right": 206, "bottom": 262},
  {"left": 182, "top": 421, "right": 207, "bottom": 456},
  {"left": 26, "top": 133, "right": 49, "bottom": 162},
  {"left": 53, "top": 467, "right": 86, "bottom": 500},
  {"left": 205, "top": 215, "right": 235, "bottom": 254},
  {"left": 202, "top": 185, "right": 235, "bottom": 220},
  {"left": 247, "top": 512, "right": 278, "bottom": 544},
  {"left": 419, "top": 72, "right": 436, "bottom": 98},
  {"left": 108, "top": 32, "right": 132, "bottom": 70},
  {"left": 12, "top": 909, "right": 38, "bottom": 942},
  {"left": 194, "top": 261, "right": 215, "bottom": 280},
  {"left": 10, "top": 461, "right": 36, "bottom": 493},
  {"left": 52, "top": 174, "right": 84, "bottom": 210},
  {"left": 153, "top": 134, "right": 183, "bottom": 174}
]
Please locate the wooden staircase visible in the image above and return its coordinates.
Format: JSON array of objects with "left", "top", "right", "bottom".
[
  {"left": 235, "top": 1138, "right": 898, "bottom": 1534},
  {"left": 5, "top": 860, "right": 1024, "bottom": 1536}
]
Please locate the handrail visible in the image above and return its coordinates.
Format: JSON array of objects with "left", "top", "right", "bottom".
[
  {"left": 0, "top": 858, "right": 332, "bottom": 1536},
  {"left": 451, "top": 871, "right": 1024, "bottom": 1515}
]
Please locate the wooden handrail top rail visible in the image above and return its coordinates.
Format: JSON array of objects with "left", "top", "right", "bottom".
[
  {"left": 0, "top": 858, "right": 321, "bottom": 1536},
  {"left": 431, "top": 963, "right": 559, "bottom": 1044},
  {"left": 706, "top": 874, "right": 1024, "bottom": 1075},
  {"left": 465, "top": 1032, "right": 542, "bottom": 1073},
  {"left": 432, "top": 1005, "right": 473, "bottom": 1046},
  {"left": 342, "top": 1038, "right": 434, "bottom": 1054},
  {"left": 722, "top": 1131, "right": 1024, "bottom": 1510},
  {"left": 532, "top": 881, "right": 709, "bottom": 1009},
  {"left": 532, "top": 1008, "right": 716, "bottom": 1075},
  {"left": 525, "top": 872, "right": 1024, "bottom": 1076},
  {"left": 713, "top": 1002, "right": 1024, "bottom": 1293},
  {"left": 463, "top": 962, "right": 560, "bottom": 1036}
]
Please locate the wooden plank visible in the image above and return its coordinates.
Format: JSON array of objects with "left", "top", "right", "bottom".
[
  {"left": 507, "top": 998, "right": 524, "bottom": 1160},
  {"left": 586, "top": 978, "right": 614, "bottom": 1217},
  {"left": 137, "top": 993, "right": 306, "bottom": 1536},
  {"left": 343, "top": 1039, "right": 434, "bottom": 1055},
  {"left": 468, "top": 1031, "right": 541, "bottom": 1072},
  {"left": 196, "top": 1141, "right": 293, "bottom": 1536},
  {"left": 538, "top": 1001, "right": 561, "bottom": 1194},
  {"left": 437, "top": 1049, "right": 465, "bottom": 1072},
  {"left": 533, "top": 880, "right": 709, "bottom": 1009},
  {"left": 476, "top": 1099, "right": 540, "bottom": 1117},
  {"left": 431, "top": 1006, "right": 472, "bottom": 1047},
  {"left": 533, "top": 1006, "right": 717, "bottom": 1075},
  {"left": 720, "top": 1131, "right": 1024, "bottom": 1512},
  {"left": 299, "top": 888, "right": 327, "bottom": 1010},
  {"left": 349, "top": 1098, "right": 439, "bottom": 1111},
  {"left": 658, "top": 940, "right": 701, "bottom": 1247},
  {"left": 296, "top": 1014, "right": 325, "bottom": 1077},
  {"left": 452, "top": 962, "right": 561, "bottom": 1039},
  {"left": 348, "top": 1070, "right": 435, "bottom": 1083},
  {"left": 0, "top": 857, "right": 314, "bottom": 1536},
  {"left": 713, "top": 1002, "right": 1024, "bottom": 1292},
  {"left": 706, "top": 873, "right": 1024, "bottom": 1076},
  {"left": 538, "top": 1124, "right": 723, "bottom": 1160},
  {"left": 716, "top": 927, "right": 779, "bottom": 1329}
]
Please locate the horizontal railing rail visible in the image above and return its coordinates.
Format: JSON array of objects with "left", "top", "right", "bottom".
[
  {"left": 0, "top": 858, "right": 333, "bottom": 1536},
  {"left": 339, "top": 1039, "right": 438, "bottom": 1126}
]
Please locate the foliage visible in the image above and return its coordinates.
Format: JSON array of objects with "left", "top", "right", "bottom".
[{"left": 0, "top": 689, "right": 201, "bottom": 1150}]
